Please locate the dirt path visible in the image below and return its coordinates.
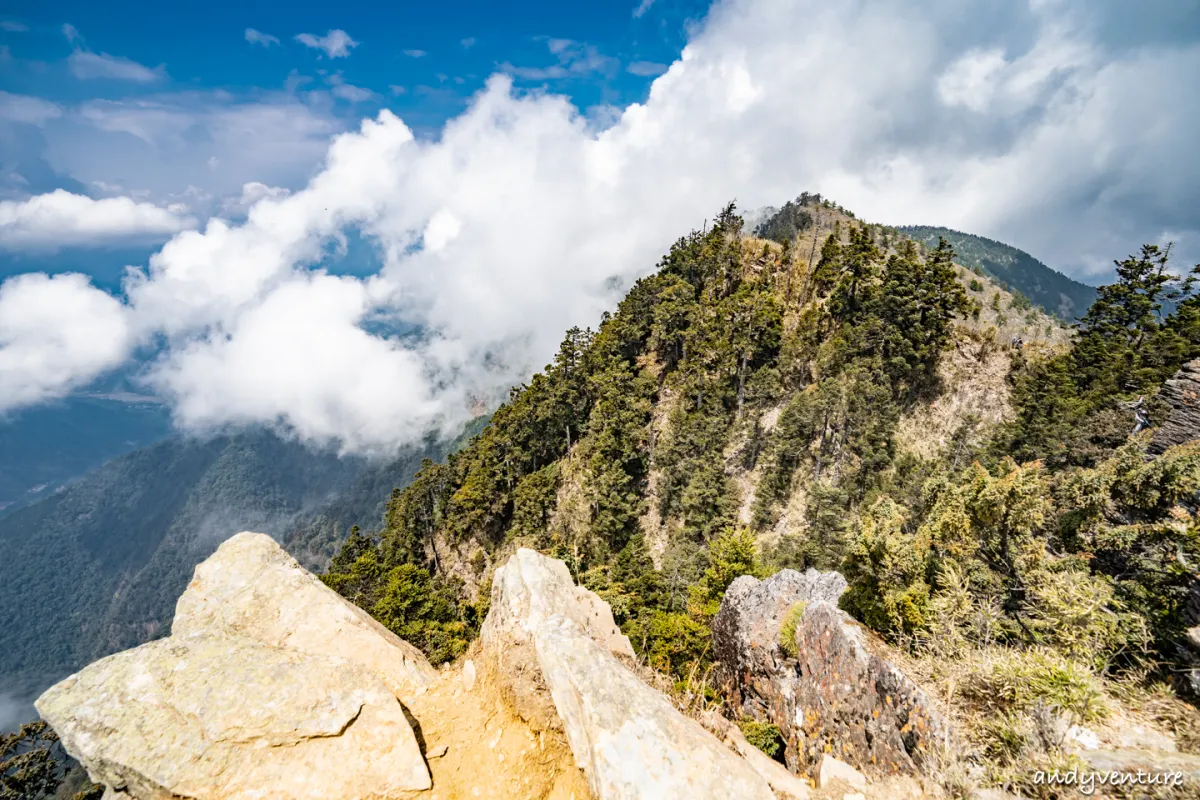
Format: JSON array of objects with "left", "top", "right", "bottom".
[{"left": 403, "top": 647, "right": 592, "bottom": 800}]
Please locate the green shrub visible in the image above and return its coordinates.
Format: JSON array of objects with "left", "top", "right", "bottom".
[
  {"left": 778, "top": 601, "right": 807, "bottom": 659},
  {"left": 370, "top": 563, "right": 474, "bottom": 665},
  {"left": 623, "top": 609, "right": 712, "bottom": 679},
  {"left": 739, "top": 720, "right": 784, "bottom": 759},
  {"left": 977, "top": 711, "right": 1033, "bottom": 766}
]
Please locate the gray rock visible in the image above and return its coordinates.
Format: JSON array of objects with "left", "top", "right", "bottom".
[
  {"left": 483, "top": 548, "right": 775, "bottom": 800},
  {"left": 36, "top": 634, "right": 431, "bottom": 799},
  {"left": 970, "top": 789, "right": 1022, "bottom": 800},
  {"left": 713, "top": 569, "right": 949, "bottom": 779},
  {"left": 1147, "top": 359, "right": 1200, "bottom": 456}
]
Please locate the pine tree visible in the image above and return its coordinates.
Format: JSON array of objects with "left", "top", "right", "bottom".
[{"left": 1072, "top": 244, "right": 1186, "bottom": 395}]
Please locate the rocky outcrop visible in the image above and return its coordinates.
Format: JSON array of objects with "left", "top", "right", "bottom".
[
  {"left": 713, "top": 569, "right": 948, "bottom": 779},
  {"left": 172, "top": 531, "right": 436, "bottom": 697},
  {"left": 699, "top": 711, "right": 812, "bottom": 800},
  {"left": 36, "top": 532, "right": 433, "bottom": 800},
  {"left": 1147, "top": 359, "right": 1200, "bottom": 456},
  {"left": 36, "top": 636, "right": 431, "bottom": 799},
  {"left": 482, "top": 547, "right": 777, "bottom": 800}
]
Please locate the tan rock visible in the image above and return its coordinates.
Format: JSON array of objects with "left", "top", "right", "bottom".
[
  {"left": 36, "top": 634, "right": 430, "bottom": 799},
  {"left": 173, "top": 531, "right": 436, "bottom": 698},
  {"left": 970, "top": 789, "right": 1023, "bottom": 800},
  {"left": 483, "top": 548, "right": 774, "bottom": 800},
  {"left": 816, "top": 755, "right": 868, "bottom": 791}
]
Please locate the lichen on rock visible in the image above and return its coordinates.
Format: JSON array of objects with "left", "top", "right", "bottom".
[
  {"left": 36, "top": 635, "right": 431, "bottom": 799},
  {"left": 713, "top": 568, "right": 950, "bottom": 779}
]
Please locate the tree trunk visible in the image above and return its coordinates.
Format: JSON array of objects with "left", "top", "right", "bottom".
[
  {"left": 833, "top": 414, "right": 849, "bottom": 480},
  {"left": 798, "top": 215, "right": 821, "bottom": 305},
  {"left": 736, "top": 352, "right": 749, "bottom": 417},
  {"left": 812, "top": 407, "right": 831, "bottom": 480}
]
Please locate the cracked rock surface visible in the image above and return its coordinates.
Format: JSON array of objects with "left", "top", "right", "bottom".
[
  {"left": 483, "top": 548, "right": 777, "bottom": 800},
  {"left": 1147, "top": 359, "right": 1200, "bottom": 456},
  {"left": 36, "top": 532, "right": 432, "bottom": 799},
  {"left": 36, "top": 634, "right": 430, "bottom": 799},
  {"left": 713, "top": 569, "right": 948, "bottom": 780}
]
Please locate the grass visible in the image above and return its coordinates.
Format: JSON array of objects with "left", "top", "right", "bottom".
[
  {"left": 964, "top": 648, "right": 1110, "bottom": 724},
  {"left": 778, "top": 601, "right": 808, "bottom": 659}
]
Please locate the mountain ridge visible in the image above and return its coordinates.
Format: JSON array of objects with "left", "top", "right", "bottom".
[{"left": 901, "top": 224, "right": 1098, "bottom": 320}]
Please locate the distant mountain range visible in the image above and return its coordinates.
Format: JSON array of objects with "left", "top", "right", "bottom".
[
  {"left": 0, "top": 422, "right": 482, "bottom": 714},
  {"left": 0, "top": 395, "right": 172, "bottom": 517},
  {"left": 901, "top": 226, "right": 1098, "bottom": 321}
]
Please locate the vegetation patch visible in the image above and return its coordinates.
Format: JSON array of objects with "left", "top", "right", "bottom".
[
  {"left": 964, "top": 649, "right": 1110, "bottom": 724},
  {"left": 778, "top": 601, "right": 807, "bottom": 659},
  {"left": 739, "top": 719, "right": 784, "bottom": 760}
]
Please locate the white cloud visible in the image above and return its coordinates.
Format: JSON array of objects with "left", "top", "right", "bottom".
[
  {"left": 69, "top": 50, "right": 166, "bottom": 82},
  {"left": 245, "top": 28, "right": 279, "bottom": 47},
  {"left": 627, "top": 60, "right": 668, "bottom": 77},
  {"left": 403, "top": 49, "right": 426, "bottom": 58},
  {"left": 0, "top": 20, "right": 28, "bottom": 33},
  {"left": 0, "top": 190, "right": 195, "bottom": 249},
  {"left": 0, "top": 91, "right": 61, "bottom": 125},
  {"left": 632, "top": 0, "right": 655, "bottom": 18},
  {"left": 53, "top": 92, "right": 344, "bottom": 206},
  {"left": 0, "top": 272, "right": 133, "bottom": 412},
  {"left": 501, "top": 39, "right": 619, "bottom": 81},
  {"left": 61, "top": 23, "right": 79, "bottom": 43},
  {"left": 219, "top": 181, "right": 290, "bottom": 216},
  {"left": 294, "top": 29, "right": 358, "bottom": 59},
  {"left": 146, "top": 272, "right": 443, "bottom": 454},
  {"left": 1, "top": 0, "right": 1197, "bottom": 454},
  {"left": 332, "top": 83, "right": 376, "bottom": 103},
  {"left": 461, "top": 37, "right": 476, "bottom": 49}
]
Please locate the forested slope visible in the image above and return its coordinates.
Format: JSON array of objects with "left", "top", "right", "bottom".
[
  {"left": 902, "top": 225, "right": 1098, "bottom": 321},
  {"left": 0, "top": 431, "right": 368, "bottom": 700},
  {"left": 0, "top": 396, "right": 172, "bottom": 517},
  {"left": 323, "top": 197, "right": 1200, "bottom": 793}
]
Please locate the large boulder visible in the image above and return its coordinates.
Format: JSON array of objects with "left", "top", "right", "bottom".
[
  {"left": 1147, "top": 359, "right": 1200, "bottom": 456},
  {"left": 35, "top": 635, "right": 431, "bottom": 799},
  {"left": 36, "top": 532, "right": 435, "bottom": 799},
  {"left": 713, "top": 569, "right": 948, "bottom": 779},
  {"left": 173, "top": 531, "right": 436, "bottom": 698},
  {"left": 482, "top": 548, "right": 776, "bottom": 800}
]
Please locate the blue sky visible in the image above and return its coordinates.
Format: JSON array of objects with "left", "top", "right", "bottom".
[
  {"left": 0, "top": 0, "right": 711, "bottom": 288},
  {"left": 0, "top": 0, "right": 1198, "bottom": 453},
  {"left": 1, "top": 0, "right": 701, "bottom": 136}
]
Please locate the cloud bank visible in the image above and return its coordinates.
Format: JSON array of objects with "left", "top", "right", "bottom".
[
  {"left": 0, "top": 0, "right": 1197, "bottom": 454},
  {"left": 0, "top": 272, "right": 133, "bottom": 413},
  {"left": 0, "top": 190, "right": 196, "bottom": 249}
]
